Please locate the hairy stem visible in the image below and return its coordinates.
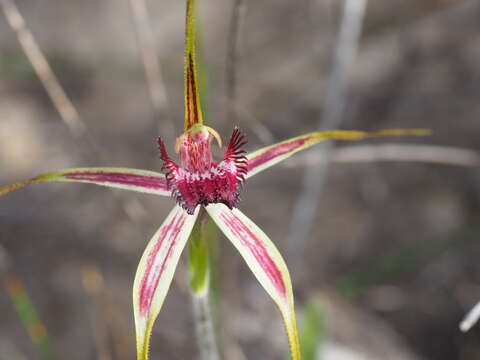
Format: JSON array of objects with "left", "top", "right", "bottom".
[
  {"left": 188, "top": 214, "right": 221, "bottom": 360},
  {"left": 192, "top": 291, "right": 220, "bottom": 360}
]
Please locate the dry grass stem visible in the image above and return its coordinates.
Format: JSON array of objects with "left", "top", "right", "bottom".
[
  {"left": 287, "top": 0, "right": 368, "bottom": 258},
  {"left": 226, "top": 0, "right": 246, "bottom": 125},
  {"left": 1, "top": 0, "right": 150, "bottom": 228},
  {"left": 460, "top": 300, "right": 480, "bottom": 332},
  {"left": 285, "top": 144, "right": 480, "bottom": 168},
  {"left": 128, "top": 0, "right": 174, "bottom": 137},
  {"left": 1, "top": 0, "right": 85, "bottom": 136}
]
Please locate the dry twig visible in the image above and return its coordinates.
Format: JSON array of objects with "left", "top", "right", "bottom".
[
  {"left": 460, "top": 300, "right": 480, "bottom": 332},
  {"left": 128, "top": 0, "right": 174, "bottom": 137},
  {"left": 287, "top": 0, "right": 368, "bottom": 258},
  {"left": 1, "top": 0, "right": 85, "bottom": 136},
  {"left": 1, "top": 0, "right": 149, "bottom": 228},
  {"left": 284, "top": 144, "right": 480, "bottom": 169},
  {"left": 226, "top": 0, "right": 246, "bottom": 124}
]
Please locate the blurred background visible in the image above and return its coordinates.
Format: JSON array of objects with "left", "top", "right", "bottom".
[{"left": 1, "top": 0, "right": 480, "bottom": 359}]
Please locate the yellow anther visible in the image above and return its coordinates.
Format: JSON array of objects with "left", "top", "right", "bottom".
[{"left": 204, "top": 126, "right": 222, "bottom": 148}]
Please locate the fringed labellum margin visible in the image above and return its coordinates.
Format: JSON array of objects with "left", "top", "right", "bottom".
[{"left": 158, "top": 126, "right": 248, "bottom": 214}]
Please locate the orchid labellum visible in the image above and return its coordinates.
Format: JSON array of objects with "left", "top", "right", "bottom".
[{"left": 0, "top": 0, "right": 429, "bottom": 359}]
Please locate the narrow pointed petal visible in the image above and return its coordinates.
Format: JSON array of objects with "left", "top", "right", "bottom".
[
  {"left": 246, "top": 128, "right": 430, "bottom": 178},
  {"left": 134, "top": 205, "right": 199, "bottom": 360},
  {"left": 184, "top": 0, "right": 203, "bottom": 130},
  {"left": 0, "top": 168, "right": 170, "bottom": 197},
  {"left": 205, "top": 203, "right": 301, "bottom": 360}
]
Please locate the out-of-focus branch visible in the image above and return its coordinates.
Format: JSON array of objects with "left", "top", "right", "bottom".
[
  {"left": 1, "top": 0, "right": 85, "bottom": 136},
  {"left": 226, "top": 0, "right": 275, "bottom": 145},
  {"left": 460, "top": 300, "right": 480, "bottom": 332},
  {"left": 226, "top": 0, "right": 246, "bottom": 124},
  {"left": 4, "top": 274, "right": 56, "bottom": 360},
  {"left": 1, "top": 247, "right": 56, "bottom": 360},
  {"left": 287, "top": 0, "right": 368, "bottom": 258},
  {"left": 1, "top": 0, "right": 148, "bottom": 225},
  {"left": 284, "top": 144, "right": 480, "bottom": 169},
  {"left": 128, "top": 0, "right": 174, "bottom": 137}
]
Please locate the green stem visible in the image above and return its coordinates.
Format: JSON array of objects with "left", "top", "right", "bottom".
[{"left": 188, "top": 212, "right": 221, "bottom": 360}]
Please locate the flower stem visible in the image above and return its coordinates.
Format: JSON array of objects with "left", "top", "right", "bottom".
[
  {"left": 192, "top": 291, "right": 220, "bottom": 360},
  {"left": 188, "top": 213, "right": 221, "bottom": 360}
]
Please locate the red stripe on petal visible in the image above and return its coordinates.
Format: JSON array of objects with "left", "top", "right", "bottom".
[
  {"left": 185, "top": 54, "right": 201, "bottom": 130},
  {"left": 185, "top": 62, "right": 193, "bottom": 129},
  {"left": 220, "top": 212, "right": 286, "bottom": 297},
  {"left": 64, "top": 171, "right": 168, "bottom": 191},
  {"left": 139, "top": 213, "right": 187, "bottom": 315},
  {"left": 188, "top": 55, "right": 200, "bottom": 126},
  {"left": 247, "top": 137, "right": 311, "bottom": 172}
]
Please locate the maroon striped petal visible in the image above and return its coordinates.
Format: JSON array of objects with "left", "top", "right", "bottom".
[
  {"left": 133, "top": 205, "right": 199, "bottom": 360},
  {"left": 0, "top": 167, "right": 170, "bottom": 197},
  {"left": 205, "top": 203, "right": 301, "bottom": 360},
  {"left": 246, "top": 129, "right": 430, "bottom": 178}
]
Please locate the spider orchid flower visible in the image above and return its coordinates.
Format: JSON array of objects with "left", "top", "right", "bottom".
[{"left": 0, "top": 1, "right": 429, "bottom": 359}]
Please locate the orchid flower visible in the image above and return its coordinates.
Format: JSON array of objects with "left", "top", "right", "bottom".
[{"left": 0, "top": 1, "right": 429, "bottom": 359}]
